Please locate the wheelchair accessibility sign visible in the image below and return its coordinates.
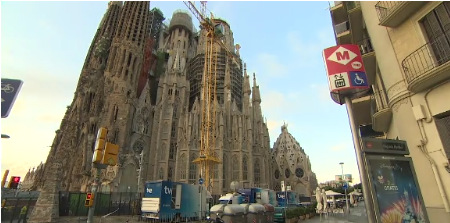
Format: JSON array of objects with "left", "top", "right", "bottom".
[{"left": 349, "top": 71, "right": 368, "bottom": 87}]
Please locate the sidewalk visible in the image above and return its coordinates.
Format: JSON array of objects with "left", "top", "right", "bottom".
[{"left": 304, "top": 202, "right": 369, "bottom": 223}]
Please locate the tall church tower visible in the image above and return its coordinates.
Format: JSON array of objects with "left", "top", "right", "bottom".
[
  {"left": 147, "top": 10, "right": 193, "bottom": 181},
  {"left": 26, "top": 3, "right": 274, "bottom": 196},
  {"left": 33, "top": 2, "right": 123, "bottom": 191}
]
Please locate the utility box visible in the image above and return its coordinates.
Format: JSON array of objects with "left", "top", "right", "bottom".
[{"left": 262, "top": 203, "right": 275, "bottom": 223}]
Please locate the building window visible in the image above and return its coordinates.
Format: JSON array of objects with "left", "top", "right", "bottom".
[
  {"left": 179, "top": 153, "right": 187, "bottom": 179},
  {"left": 254, "top": 158, "right": 261, "bottom": 184},
  {"left": 189, "top": 153, "right": 197, "bottom": 184},
  {"left": 223, "top": 154, "right": 228, "bottom": 189},
  {"left": 231, "top": 155, "right": 239, "bottom": 181},
  {"left": 435, "top": 115, "right": 450, "bottom": 159},
  {"left": 213, "top": 162, "right": 218, "bottom": 179},
  {"left": 168, "top": 167, "right": 173, "bottom": 179},
  {"left": 421, "top": 2, "right": 450, "bottom": 65},
  {"left": 169, "top": 142, "right": 176, "bottom": 160},
  {"left": 160, "top": 143, "right": 166, "bottom": 160},
  {"left": 159, "top": 168, "right": 164, "bottom": 180},
  {"left": 285, "top": 168, "right": 290, "bottom": 178},
  {"left": 171, "top": 122, "right": 176, "bottom": 138},
  {"left": 274, "top": 169, "right": 280, "bottom": 179},
  {"left": 242, "top": 155, "right": 248, "bottom": 180}
]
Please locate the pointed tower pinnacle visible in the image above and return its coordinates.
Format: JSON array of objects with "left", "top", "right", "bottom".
[{"left": 252, "top": 72, "right": 261, "bottom": 103}]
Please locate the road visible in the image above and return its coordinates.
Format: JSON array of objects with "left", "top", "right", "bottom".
[{"left": 305, "top": 201, "right": 369, "bottom": 223}]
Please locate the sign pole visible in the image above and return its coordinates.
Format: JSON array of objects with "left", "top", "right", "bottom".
[
  {"left": 344, "top": 96, "right": 376, "bottom": 223},
  {"left": 87, "top": 163, "right": 107, "bottom": 223}
]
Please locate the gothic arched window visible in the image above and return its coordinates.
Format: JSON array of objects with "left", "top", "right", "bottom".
[
  {"left": 242, "top": 155, "right": 248, "bottom": 181},
  {"left": 222, "top": 154, "right": 228, "bottom": 188},
  {"left": 189, "top": 153, "right": 197, "bottom": 184},
  {"left": 179, "top": 153, "right": 186, "bottom": 179},
  {"left": 169, "top": 142, "right": 176, "bottom": 160},
  {"left": 254, "top": 158, "right": 261, "bottom": 184},
  {"left": 168, "top": 167, "right": 173, "bottom": 179},
  {"left": 160, "top": 143, "right": 167, "bottom": 160},
  {"left": 213, "top": 152, "right": 219, "bottom": 179},
  {"left": 158, "top": 168, "right": 164, "bottom": 180},
  {"left": 231, "top": 155, "right": 239, "bottom": 181}
]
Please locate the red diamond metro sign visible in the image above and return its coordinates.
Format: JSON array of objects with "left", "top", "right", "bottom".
[{"left": 323, "top": 44, "right": 370, "bottom": 104}]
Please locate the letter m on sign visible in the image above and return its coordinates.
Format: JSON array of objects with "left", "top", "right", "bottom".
[{"left": 336, "top": 51, "right": 350, "bottom": 61}]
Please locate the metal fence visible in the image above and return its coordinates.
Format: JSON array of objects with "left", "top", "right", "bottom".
[
  {"left": 371, "top": 89, "right": 389, "bottom": 114},
  {"left": 375, "top": 1, "right": 404, "bottom": 22},
  {"left": 357, "top": 38, "right": 374, "bottom": 56},
  {"left": 1, "top": 196, "right": 38, "bottom": 223},
  {"left": 59, "top": 192, "right": 143, "bottom": 217},
  {"left": 402, "top": 30, "right": 450, "bottom": 84}
]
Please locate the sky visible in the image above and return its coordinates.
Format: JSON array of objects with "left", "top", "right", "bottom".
[{"left": 1, "top": 0, "right": 362, "bottom": 185}]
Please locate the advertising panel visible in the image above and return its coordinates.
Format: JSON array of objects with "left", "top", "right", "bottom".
[
  {"left": 366, "top": 155, "right": 429, "bottom": 223},
  {"left": 361, "top": 137, "right": 410, "bottom": 155},
  {"left": 335, "top": 174, "right": 353, "bottom": 182}
]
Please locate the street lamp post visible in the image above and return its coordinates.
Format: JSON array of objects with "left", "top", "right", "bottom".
[{"left": 340, "top": 162, "right": 350, "bottom": 214}]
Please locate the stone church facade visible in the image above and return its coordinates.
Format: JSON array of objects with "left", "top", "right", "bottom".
[
  {"left": 24, "top": 1, "right": 273, "bottom": 195},
  {"left": 270, "top": 124, "right": 318, "bottom": 196}
]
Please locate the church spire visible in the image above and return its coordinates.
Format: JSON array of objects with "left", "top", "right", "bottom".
[{"left": 252, "top": 72, "right": 261, "bottom": 103}]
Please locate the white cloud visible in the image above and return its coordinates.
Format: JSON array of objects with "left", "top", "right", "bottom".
[
  {"left": 207, "top": 1, "right": 233, "bottom": 21},
  {"left": 286, "top": 29, "right": 335, "bottom": 69},
  {"left": 310, "top": 83, "right": 331, "bottom": 102},
  {"left": 330, "top": 142, "right": 352, "bottom": 151},
  {"left": 254, "top": 53, "right": 289, "bottom": 77}
]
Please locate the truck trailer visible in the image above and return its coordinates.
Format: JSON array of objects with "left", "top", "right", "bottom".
[{"left": 141, "top": 181, "right": 209, "bottom": 221}]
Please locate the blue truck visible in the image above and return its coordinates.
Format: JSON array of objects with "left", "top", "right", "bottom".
[
  {"left": 238, "top": 188, "right": 278, "bottom": 206},
  {"left": 276, "top": 191, "right": 298, "bottom": 207},
  {"left": 141, "top": 181, "right": 209, "bottom": 221}
]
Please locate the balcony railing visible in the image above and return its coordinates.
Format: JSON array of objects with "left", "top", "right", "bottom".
[
  {"left": 357, "top": 38, "right": 374, "bottom": 56},
  {"left": 375, "top": 1, "right": 403, "bottom": 22},
  {"left": 371, "top": 89, "right": 389, "bottom": 114},
  {"left": 402, "top": 31, "right": 450, "bottom": 84},
  {"left": 346, "top": 1, "right": 361, "bottom": 11},
  {"left": 328, "top": 1, "right": 343, "bottom": 8},
  {"left": 335, "top": 21, "right": 350, "bottom": 36}
]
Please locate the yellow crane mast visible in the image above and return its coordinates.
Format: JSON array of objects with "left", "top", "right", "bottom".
[{"left": 183, "top": 1, "right": 241, "bottom": 192}]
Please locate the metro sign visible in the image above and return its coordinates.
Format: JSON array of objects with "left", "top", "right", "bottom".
[
  {"left": 323, "top": 45, "right": 365, "bottom": 74},
  {"left": 323, "top": 44, "right": 370, "bottom": 104},
  {"left": 327, "top": 46, "right": 357, "bottom": 66}
]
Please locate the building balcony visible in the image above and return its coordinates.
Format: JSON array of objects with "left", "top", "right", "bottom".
[
  {"left": 335, "top": 21, "right": 352, "bottom": 45},
  {"left": 371, "top": 90, "right": 392, "bottom": 133},
  {"left": 375, "top": 1, "right": 427, "bottom": 28},
  {"left": 329, "top": 1, "right": 348, "bottom": 24},
  {"left": 347, "top": 1, "right": 364, "bottom": 42},
  {"left": 357, "top": 38, "right": 376, "bottom": 85},
  {"left": 402, "top": 30, "right": 450, "bottom": 93},
  {"left": 352, "top": 87, "right": 373, "bottom": 127}
]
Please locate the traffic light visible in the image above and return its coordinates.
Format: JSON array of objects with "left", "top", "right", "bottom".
[
  {"left": 8, "top": 176, "right": 20, "bottom": 189},
  {"left": 92, "top": 128, "right": 108, "bottom": 163},
  {"left": 84, "top": 193, "right": 94, "bottom": 207},
  {"left": 102, "top": 142, "right": 119, "bottom": 166}
]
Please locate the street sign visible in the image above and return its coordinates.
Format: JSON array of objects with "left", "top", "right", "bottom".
[
  {"left": 342, "top": 182, "right": 348, "bottom": 190},
  {"left": 199, "top": 178, "right": 204, "bottom": 185},
  {"left": 1, "top": 78, "right": 24, "bottom": 118},
  {"left": 323, "top": 45, "right": 370, "bottom": 105},
  {"left": 361, "top": 137, "right": 410, "bottom": 155}
]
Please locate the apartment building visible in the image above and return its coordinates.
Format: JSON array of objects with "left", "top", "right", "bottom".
[{"left": 329, "top": 1, "right": 450, "bottom": 222}]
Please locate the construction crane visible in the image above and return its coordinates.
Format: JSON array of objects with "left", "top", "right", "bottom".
[{"left": 183, "top": 1, "right": 241, "bottom": 192}]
